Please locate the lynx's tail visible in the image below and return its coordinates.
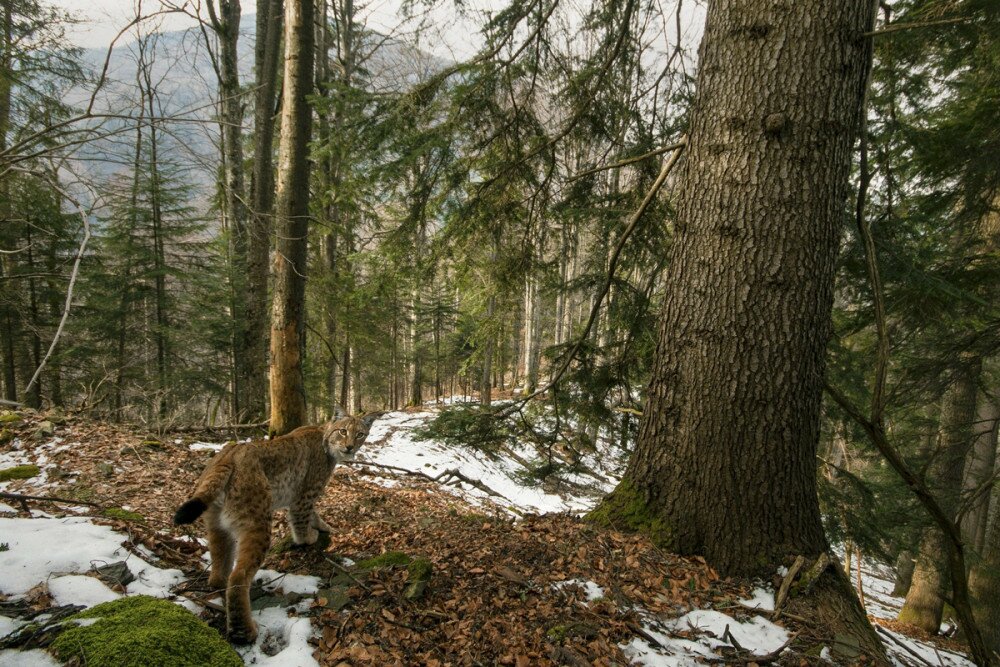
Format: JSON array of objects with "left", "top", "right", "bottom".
[{"left": 173, "top": 446, "right": 237, "bottom": 525}]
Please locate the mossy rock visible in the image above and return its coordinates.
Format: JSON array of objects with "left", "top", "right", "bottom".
[
  {"left": 404, "top": 558, "right": 433, "bottom": 600},
  {"left": 102, "top": 508, "right": 145, "bottom": 523},
  {"left": 0, "top": 465, "right": 40, "bottom": 482},
  {"left": 50, "top": 595, "right": 242, "bottom": 667},
  {"left": 357, "top": 551, "right": 411, "bottom": 569},
  {"left": 0, "top": 412, "right": 22, "bottom": 424},
  {"left": 0, "top": 428, "right": 14, "bottom": 446}
]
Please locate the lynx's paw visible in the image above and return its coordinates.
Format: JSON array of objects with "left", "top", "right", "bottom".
[{"left": 228, "top": 620, "right": 258, "bottom": 645}]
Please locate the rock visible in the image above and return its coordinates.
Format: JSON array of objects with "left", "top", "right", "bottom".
[
  {"left": 316, "top": 587, "right": 352, "bottom": 611},
  {"left": 91, "top": 561, "right": 135, "bottom": 588},
  {"left": 0, "top": 412, "right": 22, "bottom": 424},
  {"left": 404, "top": 558, "right": 433, "bottom": 600},
  {"left": 250, "top": 594, "right": 288, "bottom": 611},
  {"left": 35, "top": 421, "right": 55, "bottom": 437},
  {"left": 97, "top": 462, "right": 114, "bottom": 478}
]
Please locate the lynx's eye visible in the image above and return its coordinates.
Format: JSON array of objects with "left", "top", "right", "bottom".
[
  {"left": 355, "top": 432, "right": 365, "bottom": 440},
  {"left": 339, "top": 428, "right": 348, "bottom": 436}
]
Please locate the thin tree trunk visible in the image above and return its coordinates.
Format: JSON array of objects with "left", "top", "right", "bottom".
[
  {"left": 208, "top": 0, "right": 253, "bottom": 422},
  {"left": 268, "top": 0, "right": 313, "bottom": 435},
  {"left": 900, "top": 356, "right": 981, "bottom": 631},
  {"left": 245, "top": 0, "right": 284, "bottom": 422},
  {"left": 0, "top": 0, "right": 15, "bottom": 403},
  {"left": 481, "top": 294, "right": 495, "bottom": 407},
  {"left": 593, "top": 0, "right": 882, "bottom": 658}
]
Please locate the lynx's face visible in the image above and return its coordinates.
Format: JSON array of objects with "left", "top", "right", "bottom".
[{"left": 323, "top": 413, "right": 381, "bottom": 463}]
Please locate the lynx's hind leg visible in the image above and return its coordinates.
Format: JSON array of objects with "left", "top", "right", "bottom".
[
  {"left": 225, "top": 515, "right": 269, "bottom": 644},
  {"left": 205, "top": 509, "right": 235, "bottom": 592}
]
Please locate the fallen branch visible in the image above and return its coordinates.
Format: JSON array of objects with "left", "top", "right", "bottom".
[
  {"left": 163, "top": 421, "right": 268, "bottom": 434},
  {"left": 873, "top": 625, "right": 937, "bottom": 667},
  {"left": 772, "top": 555, "right": 806, "bottom": 618},
  {"left": 0, "top": 490, "right": 101, "bottom": 508},
  {"left": 350, "top": 461, "right": 517, "bottom": 509}
]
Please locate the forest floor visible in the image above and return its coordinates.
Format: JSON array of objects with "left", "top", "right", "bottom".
[{"left": 0, "top": 405, "right": 977, "bottom": 667}]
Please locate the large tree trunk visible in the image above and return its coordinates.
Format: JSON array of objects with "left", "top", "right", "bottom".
[
  {"left": 268, "top": 0, "right": 313, "bottom": 435},
  {"left": 962, "top": 394, "right": 999, "bottom": 554},
  {"left": 970, "top": 462, "right": 1000, "bottom": 656},
  {"left": 900, "top": 356, "right": 982, "bottom": 631},
  {"left": 245, "top": 0, "right": 284, "bottom": 422},
  {"left": 592, "top": 0, "right": 881, "bottom": 657}
]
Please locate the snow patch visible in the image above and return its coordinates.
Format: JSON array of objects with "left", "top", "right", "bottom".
[
  {"left": 553, "top": 579, "right": 605, "bottom": 601},
  {"left": 48, "top": 575, "right": 121, "bottom": 607},
  {"left": 736, "top": 587, "right": 774, "bottom": 611}
]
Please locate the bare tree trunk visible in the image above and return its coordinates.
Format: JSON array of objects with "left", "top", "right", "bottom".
[
  {"left": 592, "top": 0, "right": 882, "bottom": 657},
  {"left": 521, "top": 276, "right": 542, "bottom": 394},
  {"left": 245, "top": 0, "right": 284, "bottom": 422},
  {"left": 481, "top": 295, "right": 495, "bottom": 407},
  {"left": 0, "top": 0, "right": 15, "bottom": 403},
  {"left": 207, "top": 0, "right": 253, "bottom": 422},
  {"left": 136, "top": 35, "right": 169, "bottom": 421},
  {"left": 268, "top": 0, "right": 313, "bottom": 435},
  {"left": 900, "top": 355, "right": 981, "bottom": 631}
]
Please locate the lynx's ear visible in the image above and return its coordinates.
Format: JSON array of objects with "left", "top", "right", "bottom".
[
  {"left": 331, "top": 404, "right": 347, "bottom": 420},
  {"left": 360, "top": 412, "right": 384, "bottom": 431}
]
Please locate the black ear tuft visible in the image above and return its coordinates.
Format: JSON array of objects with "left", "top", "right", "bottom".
[
  {"left": 360, "top": 412, "right": 384, "bottom": 431},
  {"left": 173, "top": 498, "right": 208, "bottom": 525}
]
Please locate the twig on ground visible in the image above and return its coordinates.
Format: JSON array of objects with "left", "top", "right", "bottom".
[
  {"left": 325, "top": 557, "right": 371, "bottom": 592},
  {"left": 0, "top": 490, "right": 101, "bottom": 508},
  {"left": 772, "top": 555, "right": 806, "bottom": 618}
]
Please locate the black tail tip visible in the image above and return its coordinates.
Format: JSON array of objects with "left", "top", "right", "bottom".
[{"left": 173, "top": 498, "right": 207, "bottom": 525}]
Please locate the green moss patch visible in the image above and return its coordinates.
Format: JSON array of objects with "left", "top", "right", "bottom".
[
  {"left": 357, "top": 550, "right": 411, "bottom": 569},
  {"left": 50, "top": 595, "right": 242, "bottom": 667},
  {"left": 0, "top": 465, "right": 40, "bottom": 482},
  {"left": 0, "top": 412, "right": 22, "bottom": 424},
  {"left": 102, "top": 508, "right": 145, "bottom": 522},
  {"left": 586, "top": 479, "right": 671, "bottom": 547}
]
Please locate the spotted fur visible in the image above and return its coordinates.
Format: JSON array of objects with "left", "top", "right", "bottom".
[{"left": 174, "top": 412, "right": 381, "bottom": 644}]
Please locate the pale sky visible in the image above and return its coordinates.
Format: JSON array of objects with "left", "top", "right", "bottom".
[
  {"left": 51, "top": 0, "right": 703, "bottom": 66},
  {"left": 51, "top": 0, "right": 489, "bottom": 61}
]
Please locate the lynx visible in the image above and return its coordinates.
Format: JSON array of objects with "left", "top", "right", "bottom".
[{"left": 173, "top": 411, "right": 380, "bottom": 643}]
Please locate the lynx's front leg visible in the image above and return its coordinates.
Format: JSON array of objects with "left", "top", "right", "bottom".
[
  {"left": 310, "top": 511, "right": 333, "bottom": 533},
  {"left": 288, "top": 497, "right": 319, "bottom": 545}
]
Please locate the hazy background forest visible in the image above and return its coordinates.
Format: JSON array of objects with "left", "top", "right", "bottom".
[{"left": 2, "top": 0, "right": 1000, "bottom": 663}]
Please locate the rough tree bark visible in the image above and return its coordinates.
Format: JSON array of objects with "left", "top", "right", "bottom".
[
  {"left": 969, "top": 466, "right": 1000, "bottom": 656},
  {"left": 268, "top": 0, "right": 313, "bottom": 435},
  {"left": 591, "top": 0, "right": 883, "bottom": 658},
  {"left": 961, "top": 394, "right": 999, "bottom": 554},
  {"left": 900, "top": 355, "right": 981, "bottom": 631}
]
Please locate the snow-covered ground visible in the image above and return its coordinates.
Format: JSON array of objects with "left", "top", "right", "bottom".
[{"left": 356, "top": 406, "right": 624, "bottom": 515}]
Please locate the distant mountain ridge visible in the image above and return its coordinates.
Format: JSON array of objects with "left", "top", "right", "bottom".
[{"left": 70, "top": 13, "right": 448, "bottom": 195}]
